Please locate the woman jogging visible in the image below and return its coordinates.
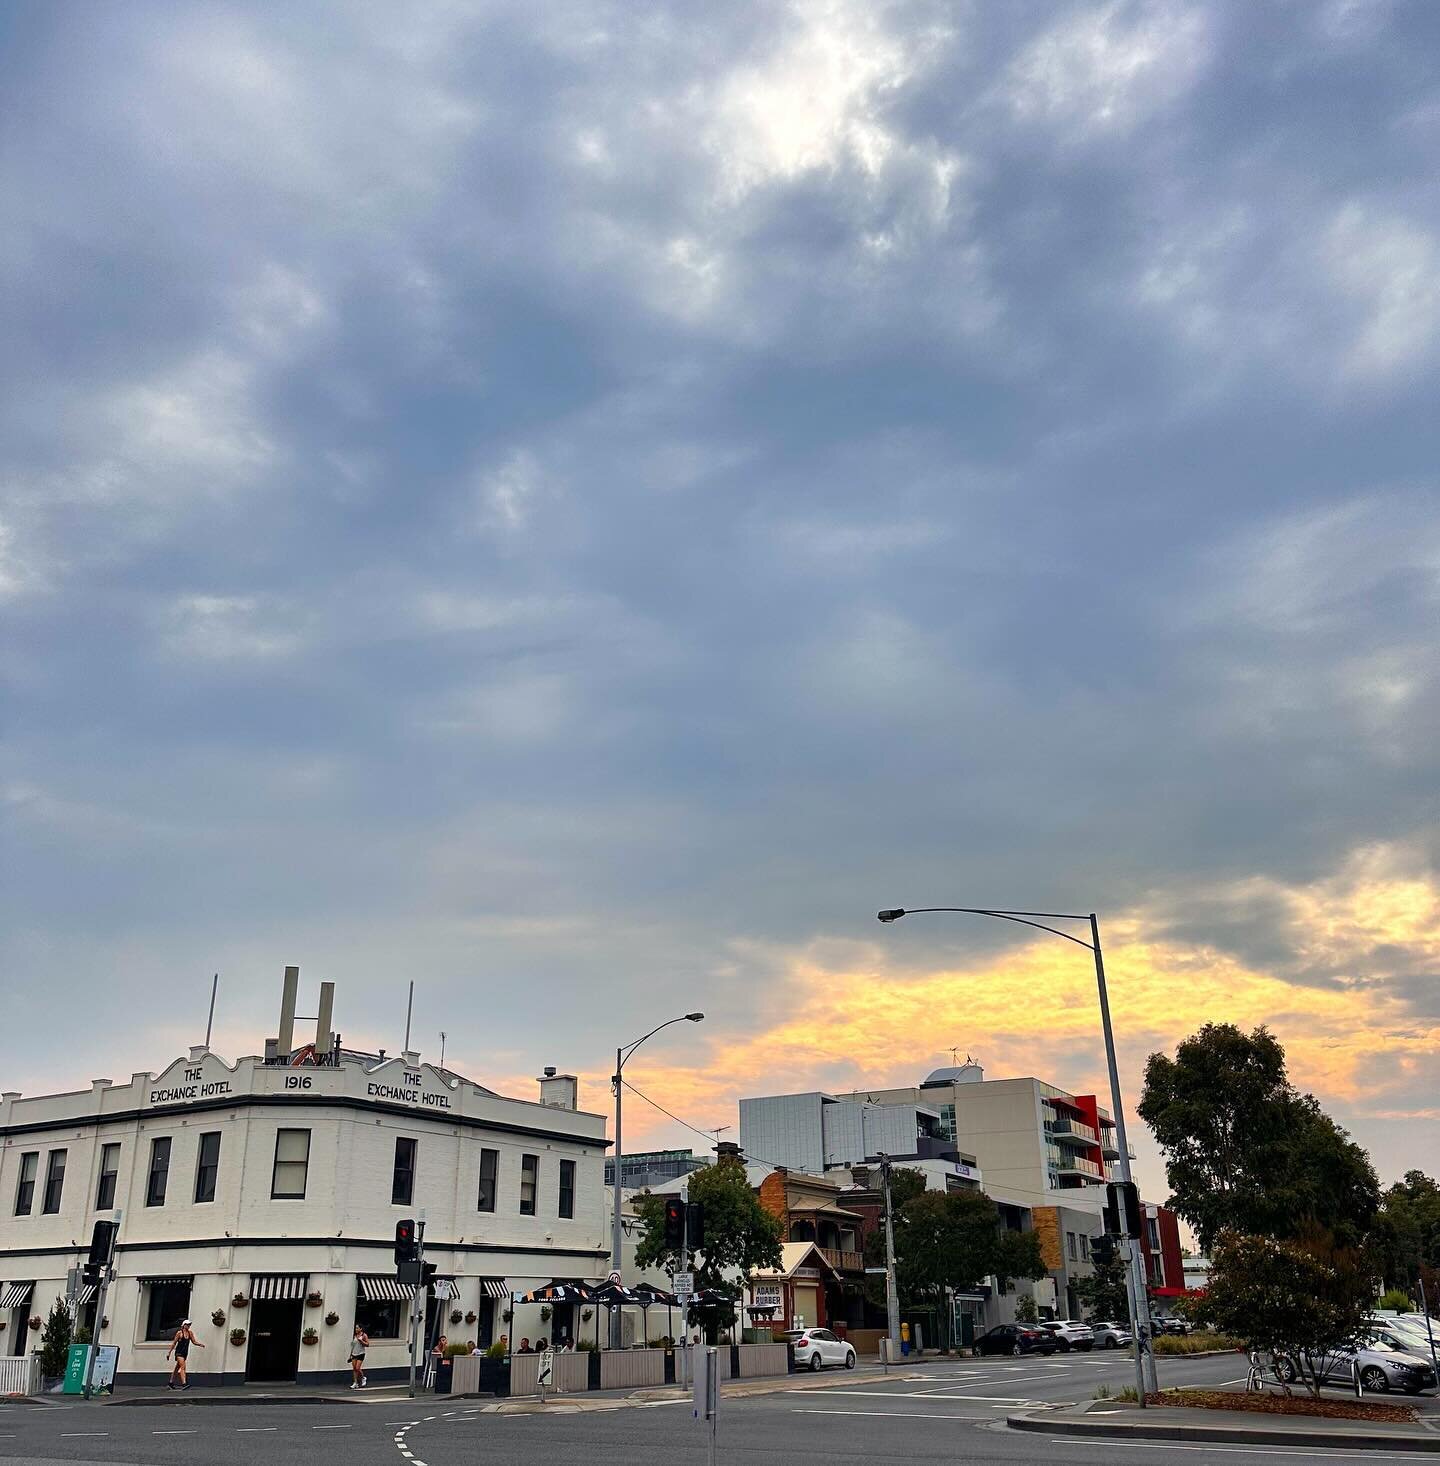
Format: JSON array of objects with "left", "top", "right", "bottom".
[
  {"left": 166, "top": 1319, "right": 203, "bottom": 1390},
  {"left": 349, "top": 1323, "right": 369, "bottom": 1388}
]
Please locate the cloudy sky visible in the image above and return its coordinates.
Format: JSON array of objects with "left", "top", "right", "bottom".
[{"left": 4, "top": 0, "right": 1437, "bottom": 1202}]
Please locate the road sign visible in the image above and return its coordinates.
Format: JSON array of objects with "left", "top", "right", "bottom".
[
  {"left": 673, "top": 1271, "right": 695, "bottom": 1297},
  {"left": 607, "top": 1270, "right": 622, "bottom": 1286},
  {"left": 538, "top": 1349, "right": 555, "bottom": 1388},
  {"left": 865, "top": 1267, "right": 888, "bottom": 1275}
]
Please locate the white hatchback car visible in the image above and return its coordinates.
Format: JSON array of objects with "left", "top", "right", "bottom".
[
  {"left": 783, "top": 1327, "right": 857, "bottom": 1371},
  {"left": 1039, "top": 1320, "right": 1094, "bottom": 1352}
]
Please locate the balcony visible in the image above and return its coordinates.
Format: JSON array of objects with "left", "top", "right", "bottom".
[
  {"left": 1048, "top": 1118, "right": 1099, "bottom": 1147},
  {"left": 1054, "top": 1156, "right": 1105, "bottom": 1181},
  {"left": 819, "top": 1248, "right": 864, "bottom": 1272}
]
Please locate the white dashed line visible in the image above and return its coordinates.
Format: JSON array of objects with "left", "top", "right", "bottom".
[
  {"left": 313, "top": 1423, "right": 352, "bottom": 1429},
  {"left": 154, "top": 1429, "right": 198, "bottom": 1434},
  {"left": 237, "top": 1426, "right": 278, "bottom": 1432},
  {"left": 61, "top": 1432, "right": 108, "bottom": 1437}
]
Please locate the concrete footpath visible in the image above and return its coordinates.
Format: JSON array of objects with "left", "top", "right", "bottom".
[{"left": 1009, "top": 1399, "right": 1440, "bottom": 1454}]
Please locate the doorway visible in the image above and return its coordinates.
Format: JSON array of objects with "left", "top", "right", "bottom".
[{"left": 246, "top": 1299, "right": 303, "bottom": 1382}]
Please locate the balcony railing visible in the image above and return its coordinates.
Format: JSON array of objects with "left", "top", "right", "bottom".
[
  {"left": 1100, "top": 1139, "right": 1138, "bottom": 1160},
  {"left": 819, "top": 1247, "right": 864, "bottom": 1272},
  {"left": 1048, "top": 1118, "right": 1099, "bottom": 1146},
  {"left": 1054, "top": 1156, "right": 1105, "bottom": 1180}
]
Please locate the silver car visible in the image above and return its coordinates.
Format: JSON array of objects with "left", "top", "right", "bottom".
[
  {"left": 1275, "top": 1339, "right": 1438, "bottom": 1395},
  {"left": 1089, "top": 1320, "right": 1133, "bottom": 1349}
]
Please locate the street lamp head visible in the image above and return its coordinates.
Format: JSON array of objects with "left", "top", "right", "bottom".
[
  {"left": 686, "top": 1012, "right": 705, "bottom": 1022},
  {"left": 876, "top": 909, "right": 906, "bottom": 923}
]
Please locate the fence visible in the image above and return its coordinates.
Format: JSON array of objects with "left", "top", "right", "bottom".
[
  {"left": 737, "top": 1343, "right": 788, "bottom": 1378},
  {"left": 0, "top": 1356, "right": 40, "bottom": 1396},
  {"left": 599, "top": 1349, "right": 665, "bottom": 1390}
]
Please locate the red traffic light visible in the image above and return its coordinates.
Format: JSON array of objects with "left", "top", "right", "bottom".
[
  {"left": 395, "top": 1218, "right": 418, "bottom": 1263},
  {"left": 663, "top": 1198, "right": 685, "bottom": 1249}
]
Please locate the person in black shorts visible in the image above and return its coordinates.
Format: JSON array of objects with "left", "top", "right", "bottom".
[
  {"left": 167, "top": 1318, "right": 203, "bottom": 1390},
  {"left": 349, "top": 1324, "right": 369, "bottom": 1388}
]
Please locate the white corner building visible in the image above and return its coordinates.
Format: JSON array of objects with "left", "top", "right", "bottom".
[{"left": 0, "top": 969, "right": 609, "bottom": 1385}]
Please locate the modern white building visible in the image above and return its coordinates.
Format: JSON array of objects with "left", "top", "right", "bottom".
[
  {"left": 0, "top": 970, "right": 609, "bottom": 1385},
  {"left": 738, "top": 1091, "right": 971, "bottom": 1176}
]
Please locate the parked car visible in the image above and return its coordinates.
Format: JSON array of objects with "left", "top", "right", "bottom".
[
  {"left": 1155, "top": 1316, "right": 1191, "bottom": 1335},
  {"left": 1372, "top": 1316, "right": 1438, "bottom": 1355},
  {"left": 781, "top": 1328, "right": 856, "bottom": 1371},
  {"left": 1089, "top": 1320, "right": 1133, "bottom": 1349},
  {"left": 976, "top": 1324, "right": 1058, "bottom": 1357},
  {"left": 1273, "top": 1339, "right": 1438, "bottom": 1395},
  {"left": 1038, "top": 1320, "right": 1094, "bottom": 1352}
]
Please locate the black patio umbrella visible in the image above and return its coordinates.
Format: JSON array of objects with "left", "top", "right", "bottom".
[{"left": 517, "top": 1280, "right": 599, "bottom": 1304}]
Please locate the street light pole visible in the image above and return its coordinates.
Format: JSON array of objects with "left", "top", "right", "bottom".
[
  {"left": 876, "top": 904, "right": 1160, "bottom": 1401},
  {"left": 879, "top": 1156, "right": 902, "bottom": 1358},
  {"left": 610, "top": 1011, "right": 704, "bottom": 1350}
]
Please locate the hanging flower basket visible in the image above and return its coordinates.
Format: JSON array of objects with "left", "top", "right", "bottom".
[
  {"left": 301, "top": 1328, "right": 319, "bottom": 1346},
  {"left": 230, "top": 1328, "right": 247, "bottom": 1346},
  {"left": 581, "top": 1309, "right": 593, "bottom": 1323},
  {"left": 449, "top": 1308, "right": 463, "bottom": 1325},
  {"left": 0, "top": 1319, "right": 8, "bottom": 1332},
  {"left": 232, "top": 1293, "right": 249, "bottom": 1308},
  {"left": 211, "top": 1310, "right": 226, "bottom": 1327},
  {"left": 501, "top": 1308, "right": 513, "bottom": 1322},
  {"left": 325, "top": 1311, "right": 340, "bottom": 1326},
  {"left": 464, "top": 1311, "right": 477, "bottom": 1324},
  {"left": 27, "top": 1317, "right": 41, "bottom": 1331},
  {"left": 305, "top": 1291, "right": 324, "bottom": 1308},
  {"left": 539, "top": 1306, "right": 552, "bottom": 1323}
]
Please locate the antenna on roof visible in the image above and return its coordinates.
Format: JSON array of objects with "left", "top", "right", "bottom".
[
  {"left": 204, "top": 974, "right": 219, "bottom": 1050},
  {"left": 439, "top": 1031, "right": 447, "bottom": 1069},
  {"left": 403, "top": 980, "right": 414, "bottom": 1055}
]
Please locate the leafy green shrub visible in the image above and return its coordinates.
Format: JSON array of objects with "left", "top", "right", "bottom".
[
  {"left": 1378, "top": 1289, "right": 1413, "bottom": 1313},
  {"left": 38, "top": 1299, "right": 72, "bottom": 1378},
  {"left": 447, "top": 1342, "right": 472, "bottom": 1358},
  {"left": 1094, "top": 1384, "right": 1139, "bottom": 1401},
  {"left": 486, "top": 1341, "right": 507, "bottom": 1360}
]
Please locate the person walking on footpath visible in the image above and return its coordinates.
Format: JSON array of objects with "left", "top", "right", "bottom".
[
  {"left": 166, "top": 1319, "right": 203, "bottom": 1390},
  {"left": 349, "top": 1323, "right": 369, "bottom": 1388}
]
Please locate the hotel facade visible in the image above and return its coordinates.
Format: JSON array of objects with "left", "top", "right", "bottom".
[{"left": 0, "top": 973, "right": 609, "bottom": 1385}]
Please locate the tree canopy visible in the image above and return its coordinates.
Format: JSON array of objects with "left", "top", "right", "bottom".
[
  {"left": 633, "top": 1155, "right": 782, "bottom": 1338},
  {"left": 1376, "top": 1170, "right": 1440, "bottom": 1297},
  {"left": 1139, "top": 1023, "right": 1379, "bottom": 1252},
  {"left": 1072, "top": 1253, "right": 1129, "bottom": 1322}
]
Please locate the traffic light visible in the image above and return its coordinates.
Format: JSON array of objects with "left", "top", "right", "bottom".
[
  {"left": 87, "top": 1219, "right": 118, "bottom": 1267},
  {"left": 421, "top": 1261, "right": 438, "bottom": 1289},
  {"left": 1107, "top": 1180, "right": 1143, "bottom": 1239},
  {"left": 663, "top": 1198, "right": 685, "bottom": 1249},
  {"left": 395, "top": 1218, "right": 419, "bottom": 1264},
  {"left": 1090, "top": 1234, "right": 1117, "bottom": 1267},
  {"left": 686, "top": 1200, "right": 705, "bottom": 1251}
]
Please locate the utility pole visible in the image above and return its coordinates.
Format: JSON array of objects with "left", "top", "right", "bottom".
[
  {"left": 611, "top": 1045, "right": 624, "bottom": 1350},
  {"left": 407, "top": 1214, "right": 426, "bottom": 1398},
  {"left": 879, "top": 1156, "right": 901, "bottom": 1359},
  {"left": 81, "top": 1211, "right": 120, "bottom": 1401},
  {"left": 1091, "top": 915, "right": 1159, "bottom": 1397}
]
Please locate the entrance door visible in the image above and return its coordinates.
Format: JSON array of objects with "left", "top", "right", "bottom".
[
  {"left": 246, "top": 1299, "right": 303, "bottom": 1382},
  {"left": 477, "top": 1298, "right": 494, "bottom": 1349}
]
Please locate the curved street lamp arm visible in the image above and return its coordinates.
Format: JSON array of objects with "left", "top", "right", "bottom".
[
  {"left": 618, "top": 1013, "right": 700, "bottom": 1070},
  {"left": 892, "top": 907, "right": 1096, "bottom": 950}
]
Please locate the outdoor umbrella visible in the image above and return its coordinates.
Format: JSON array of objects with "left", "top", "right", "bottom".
[
  {"left": 589, "top": 1280, "right": 642, "bottom": 1349},
  {"left": 516, "top": 1281, "right": 599, "bottom": 1304}
]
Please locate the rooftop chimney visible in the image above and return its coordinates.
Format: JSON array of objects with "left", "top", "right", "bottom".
[
  {"left": 277, "top": 965, "right": 299, "bottom": 1055},
  {"left": 316, "top": 981, "right": 335, "bottom": 1051},
  {"left": 538, "top": 1071, "right": 578, "bottom": 1110}
]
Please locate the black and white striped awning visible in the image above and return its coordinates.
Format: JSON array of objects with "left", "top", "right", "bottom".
[
  {"left": 358, "top": 1275, "right": 413, "bottom": 1303},
  {"left": 72, "top": 1285, "right": 97, "bottom": 1307},
  {"left": 0, "top": 1282, "right": 34, "bottom": 1309},
  {"left": 430, "top": 1279, "right": 458, "bottom": 1301},
  {"left": 137, "top": 1276, "right": 193, "bottom": 1287},
  {"left": 251, "top": 1275, "right": 308, "bottom": 1301},
  {"left": 477, "top": 1279, "right": 510, "bottom": 1299}
]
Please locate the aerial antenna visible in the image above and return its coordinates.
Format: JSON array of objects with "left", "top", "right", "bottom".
[
  {"left": 204, "top": 974, "right": 219, "bottom": 1050},
  {"left": 949, "top": 1045, "right": 960, "bottom": 1066},
  {"left": 403, "top": 980, "right": 414, "bottom": 1056},
  {"left": 439, "top": 1031, "right": 447, "bottom": 1069}
]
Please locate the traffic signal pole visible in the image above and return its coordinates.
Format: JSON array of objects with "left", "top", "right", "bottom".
[
  {"left": 81, "top": 1212, "right": 120, "bottom": 1401},
  {"left": 408, "top": 1216, "right": 426, "bottom": 1398}
]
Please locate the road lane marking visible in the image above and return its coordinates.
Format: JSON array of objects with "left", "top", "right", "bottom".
[
  {"left": 153, "top": 1429, "right": 197, "bottom": 1434},
  {"left": 313, "top": 1423, "right": 352, "bottom": 1429},
  {"left": 61, "top": 1432, "right": 108, "bottom": 1437},
  {"left": 237, "top": 1426, "right": 277, "bottom": 1432},
  {"left": 795, "top": 1408, "right": 995, "bottom": 1420}
]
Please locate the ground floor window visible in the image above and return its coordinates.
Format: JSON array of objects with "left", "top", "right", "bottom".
[
  {"left": 355, "top": 1291, "right": 403, "bottom": 1340},
  {"left": 144, "top": 1280, "right": 192, "bottom": 1341}
]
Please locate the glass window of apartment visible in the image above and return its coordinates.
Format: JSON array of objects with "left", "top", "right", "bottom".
[
  {"left": 95, "top": 1143, "right": 120, "bottom": 1210},
  {"left": 1066, "top": 1231, "right": 1077, "bottom": 1260},
  {"left": 144, "top": 1280, "right": 191, "bottom": 1341},
  {"left": 41, "top": 1150, "right": 67, "bottom": 1214},
  {"left": 194, "top": 1133, "right": 221, "bottom": 1204},
  {"left": 558, "top": 1159, "right": 575, "bottom": 1219},
  {"left": 392, "top": 1137, "right": 417, "bottom": 1206},
  {"left": 271, "top": 1128, "right": 310, "bottom": 1199},
  {"left": 519, "top": 1154, "right": 538, "bottom": 1215},
  {"left": 1146, "top": 1218, "right": 1160, "bottom": 1251},
  {"left": 146, "top": 1137, "right": 172, "bottom": 1207},
  {"left": 355, "top": 1285, "right": 402, "bottom": 1340},
  {"left": 477, "top": 1148, "right": 498, "bottom": 1212},
  {"left": 1079, "top": 1233, "right": 1090, "bottom": 1260},
  {"left": 13, "top": 1152, "right": 38, "bottom": 1215}
]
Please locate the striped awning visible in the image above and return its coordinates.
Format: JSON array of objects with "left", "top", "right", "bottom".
[
  {"left": 358, "top": 1275, "right": 414, "bottom": 1303},
  {"left": 478, "top": 1279, "right": 510, "bottom": 1299},
  {"left": 0, "top": 1282, "right": 34, "bottom": 1309},
  {"left": 251, "top": 1274, "right": 308, "bottom": 1301},
  {"left": 137, "top": 1276, "right": 193, "bottom": 1287},
  {"left": 430, "top": 1279, "right": 458, "bottom": 1301},
  {"left": 73, "top": 1285, "right": 97, "bottom": 1307}
]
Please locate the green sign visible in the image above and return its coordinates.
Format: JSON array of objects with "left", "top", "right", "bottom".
[{"left": 62, "top": 1344, "right": 92, "bottom": 1395}]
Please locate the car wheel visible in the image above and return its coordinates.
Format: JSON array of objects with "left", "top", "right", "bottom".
[
  {"left": 1012, "top": 1343, "right": 1024, "bottom": 1357},
  {"left": 1103, "top": 1336, "right": 1117, "bottom": 1349},
  {"left": 845, "top": 1351, "right": 856, "bottom": 1370},
  {"left": 1274, "top": 1357, "right": 1297, "bottom": 1384},
  {"left": 809, "top": 1352, "right": 823, "bottom": 1372},
  {"left": 1360, "top": 1367, "right": 1388, "bottom": 1393},
  {"left": 1056, "top": 1339, "right": 1071, "bottom": 1352}
]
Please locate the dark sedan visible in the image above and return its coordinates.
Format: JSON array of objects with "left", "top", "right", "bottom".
[{"left": 976, "top": 1324, "right": 1058, "bottom": 1357}]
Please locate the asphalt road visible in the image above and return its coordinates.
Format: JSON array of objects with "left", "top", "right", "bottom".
[{"left": 0, "top": 1353, "right": 1430, "bottom": 1466}]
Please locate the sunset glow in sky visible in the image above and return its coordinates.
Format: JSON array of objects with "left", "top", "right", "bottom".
[{"left": 4, "top": 1, "right": 1438, "bottom": 1201}]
